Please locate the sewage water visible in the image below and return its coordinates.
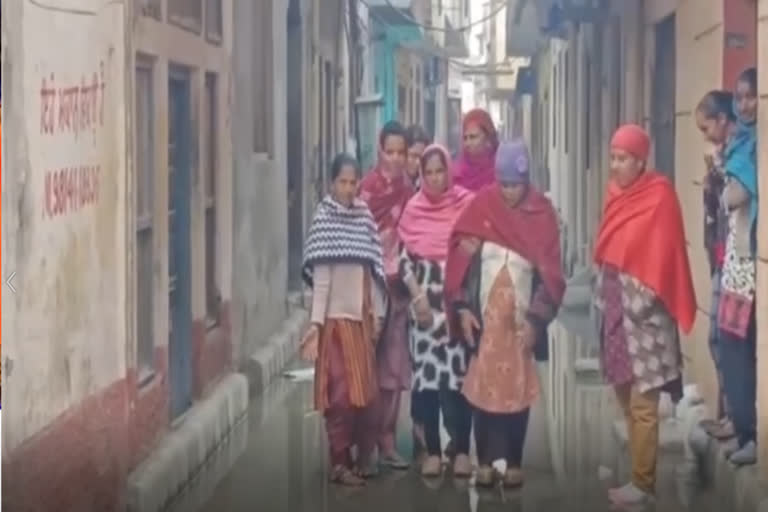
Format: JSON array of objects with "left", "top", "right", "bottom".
[{"left": 185, "top": 366, "right": 724, "bottom": 512}]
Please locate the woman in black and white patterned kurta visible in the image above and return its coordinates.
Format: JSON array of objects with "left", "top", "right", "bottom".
[{"left": 396, "top": 144, "right": 475, "bottom": 478}]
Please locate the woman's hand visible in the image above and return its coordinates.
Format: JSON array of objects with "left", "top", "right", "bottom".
[
  {"left": 459, "top": 236, "right": 481, "bottom": 255},
  {"left": 458, "top": 309, "right": 480, "bottom": 347},
  {"left": 413, "top": 294, "right": 434, "bottom": 330},
  {"left": 300, "top": 324, "right": 320, "bottom": 362},
  {"left": 519, "top": 319, "right": 537, "bottom": 354}
]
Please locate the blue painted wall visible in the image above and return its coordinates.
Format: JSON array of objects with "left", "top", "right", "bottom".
[{"left": 371, "top": 19, "right": 423, "bottom": 125}]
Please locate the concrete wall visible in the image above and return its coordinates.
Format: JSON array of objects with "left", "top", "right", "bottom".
[
  {"left": 666, "top": 0, "right": 725, "bottom": 411},
  {"left": 757, "top": 0, "right": 768, "bottom": 476},
  {"left": 231, "top": 0, "right": 291, "bottom": 365},
  {"left": 1, "top": 0, "right": 128, "bottom": 452}
]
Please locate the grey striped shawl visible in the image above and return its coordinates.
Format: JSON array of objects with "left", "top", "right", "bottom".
[{"left": 302, "top": 196, "right": 386, "bottom": 288}]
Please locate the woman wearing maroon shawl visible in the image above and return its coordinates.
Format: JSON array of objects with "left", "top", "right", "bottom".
[
  {"left": 452, "top": 108, "right": 500, "bottom": 191},
  {"left": 358, "top": 120, "right": 415, "bottom": 472},
  {"left": 444, "top": 139, "right": 565, "bottom": 488}
]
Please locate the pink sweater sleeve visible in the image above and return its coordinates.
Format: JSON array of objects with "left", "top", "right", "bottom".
[{"left": 310, "top": 264, "right": 331, "bottom": 325}]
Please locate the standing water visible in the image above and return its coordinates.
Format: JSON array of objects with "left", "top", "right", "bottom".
[{"left": 176, "top": 317, "right": 725, "bottom": 512}]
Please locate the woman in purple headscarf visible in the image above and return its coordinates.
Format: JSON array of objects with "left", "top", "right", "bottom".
[{"left": 444, "top": 139, "right": 565, "bottom": 488}]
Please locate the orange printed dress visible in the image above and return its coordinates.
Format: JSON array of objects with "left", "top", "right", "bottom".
[{"left": 461, "top": 242, "right": 539, "bottom": 414}]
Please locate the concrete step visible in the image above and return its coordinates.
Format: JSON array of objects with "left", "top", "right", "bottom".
[
  {"left": 243, "top": 307, "right": 309, "bottom": 396},
  {"left": 126, "top": 373, "right": 249, "bottom": 512}
]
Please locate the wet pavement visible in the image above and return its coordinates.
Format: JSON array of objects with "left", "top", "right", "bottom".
[{"left": 182, "top": 355, "right": 727, "bottom": 512}]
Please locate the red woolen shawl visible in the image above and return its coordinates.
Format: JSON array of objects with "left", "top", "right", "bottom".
[{"left": 593, "top": 171, "right": 697, "bottom": 333}]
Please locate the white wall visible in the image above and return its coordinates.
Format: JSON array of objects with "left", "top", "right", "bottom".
[{"left": 2, "top": 0, "right": 128, "bottom": 451}]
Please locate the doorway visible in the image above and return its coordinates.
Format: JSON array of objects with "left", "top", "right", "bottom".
[
  {"left": 286, "top": 0, "right": 304, "bottom": 290},
  {"left": 168, "top": 67, "right": 193, "bottom": 420},
  {"left": 652, "top": 15, "right": 676, "bottom": 182}
]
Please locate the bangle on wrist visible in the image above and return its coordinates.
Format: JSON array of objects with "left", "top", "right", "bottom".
[{"left": 411, "top": 293, "right": 425, "bottom": 304}]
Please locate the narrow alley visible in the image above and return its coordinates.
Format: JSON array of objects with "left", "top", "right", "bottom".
[{"left": 1, "top": 1, "right": 767, "bottom": 512}]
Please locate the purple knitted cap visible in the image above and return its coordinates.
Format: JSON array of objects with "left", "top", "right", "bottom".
[{"left": 495, "top": 139, "right": 530, "bottom": 184}]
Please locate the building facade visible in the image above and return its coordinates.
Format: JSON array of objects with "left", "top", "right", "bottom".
[
  {"left": 2, "top": 0, "right": 238, "bottom": 510},
  {"left": 1, "top": 0, "right": 352, "bottom": 509},
  {"left": 507, "top": 0, "right": 764, "bottom": 478}
]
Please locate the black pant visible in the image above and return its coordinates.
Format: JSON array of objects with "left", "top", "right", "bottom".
[
  {"left": 411, "top": 390, "right": 472, "bottom": 456},
  {"left": 719, "top": 312, "right": 757, "bottom": 447},
  {"left": 474, "top": 408, "right": 530, "bottom": 467}
]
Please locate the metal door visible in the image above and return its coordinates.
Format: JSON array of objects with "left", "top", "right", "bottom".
[
  {"left": 168, "top": 68, "right": 193, "bottom": 420},
  {"left": 652, "top": 15, "right": 676, "bottom": 182}
]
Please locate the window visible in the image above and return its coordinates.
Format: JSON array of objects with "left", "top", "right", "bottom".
[
  {"left": 204, "top": 73, "right": 220, "bottom": 326},
  {"left": 205, "top": 0, "right": 223, "bottom": 43},
  {"left": 168, "top": 0, "right": 203, "bottom": 33},
  {"left": 564, "top": 50, "right": 569, "bottom": 153},
  {"left": 398, "top": 85, "right": 407, "bottom": 121},
  {"left": 140, "top": 0, "right": 161, "bottom": 19},
  {"left": 552, "top": 65, "right": 558, "bottom": 148},
  {"left": 253, "top": 1, "right": 274, "bottom": 155},
  {"left": 135, "top": 61, "right": 155, "bottom": 379}
]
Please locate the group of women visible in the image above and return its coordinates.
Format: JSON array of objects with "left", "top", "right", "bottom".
[
  {"left": 697, "top": 68, "right": 759, "bottom": 468},
  {"left": 297, "top": 70, "right": 759, "bottom": 506},
  {"left": 300, "top": 109, "right": 565, "bottom": 489}
]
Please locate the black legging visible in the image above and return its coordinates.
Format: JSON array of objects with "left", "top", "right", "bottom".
[
  {"left": 411, "top": 390, "right": 472, "bottom": 456},
  {"left": 474, "top": 408, "right": 530, "bottom": 467}
]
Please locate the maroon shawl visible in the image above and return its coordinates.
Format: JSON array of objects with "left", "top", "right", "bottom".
[{"left": 444, "top": 184, "right": 566, "bottom": 307}]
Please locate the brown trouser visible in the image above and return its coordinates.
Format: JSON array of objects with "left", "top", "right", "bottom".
[{"left": 614, "top": 384, "right": 660, "bottom": 494}]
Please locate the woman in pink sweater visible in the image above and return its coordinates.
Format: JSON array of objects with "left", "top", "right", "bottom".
[{"left": 300, "top": 154, "right": 387, "bottom": 486}]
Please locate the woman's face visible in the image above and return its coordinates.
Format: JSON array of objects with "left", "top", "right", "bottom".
[
  {"left": 422, "top": 152, "right": 449, "bottom": 194},
  {"left": 407, "top": 142, "right": 426, "bottom": 181},
  {"left": 695, "top": 110, "right": 730, "bottom": 145},
  {"left": 499, "top": 182, "right": 527, "bottom": 208},
  {"left": 381, "top": 134, "right": 408, "bottom": 173},
  {"left": 331, "top": 164, "right": 359, "bottom": 207},
  {"left": 462, "top": 122, "right": 489, "bottom": 155},
  {"left": 610, "top": 148, "right": 645, "bottom": 189},
  {"left": 735, "top": 79, "right": 758, "bottom": 123}
]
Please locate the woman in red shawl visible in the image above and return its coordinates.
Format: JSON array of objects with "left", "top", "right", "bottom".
[
  {"left": 444, "top": 139, "right": 565, "bottom": 488},
  {"left": 358, "top": 120, "right": 414, "bottom": 472},
  {"left": 397, "top": 144, "right": 475, "bottom": 478},
  {"left": 452, "top": 108, "right": 500, "bottom": 191},
  {"left": 593, "top": 124, "right": 696, "bottom": 507}
]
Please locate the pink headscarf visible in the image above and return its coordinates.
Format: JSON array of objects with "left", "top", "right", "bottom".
[
  {"left": 452, "top": 108, "right": 499, "bottom": 191},
  {"left": 398, "top": 144, "right": 474, "bottom": 261}
]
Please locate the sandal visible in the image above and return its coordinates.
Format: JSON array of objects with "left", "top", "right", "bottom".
[
  {"left": 475, "top": 465, "right": 496, "bottom": 488},
  {"left": 711, "top": 420, "right": 736, "bottom": 440},
  {"left": 503, "top": 467, "right": 524, "bottom": 488},
  {"left": 421, "top": 455, "right": 443, "bottom": 477},
  {"left": 331, "top": 465, "right": 366, "bottom": 486},
  {"left": 453, "top": 454, "right": 472, "bottom": 478}
]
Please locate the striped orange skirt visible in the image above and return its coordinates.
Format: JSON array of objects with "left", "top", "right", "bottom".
[{"left": 314, "top": 318, "right": 379, "bottom": 412}]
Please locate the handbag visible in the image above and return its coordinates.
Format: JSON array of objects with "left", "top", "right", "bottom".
[{"left": 717, "top": 288, "right": 753, "bottom": 339}]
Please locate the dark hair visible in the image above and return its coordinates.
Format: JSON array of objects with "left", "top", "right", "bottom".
[
  {"left": 420, "top": 146, "right": 447, "bottom": 169},
  {"left": 737, "top": 67, "right": 757, "bottom": 94},
  {"left": 406, "top": 124, "right": 433, "bottom": 148},
  {"left": 329, "top": 152, "right": 361, "bottom": 181},
  {"left": 696, "top": 90, "right": 737, "bottom": 121},
  {"left": 378, "top": 120, "right": 407, "bottom": 148}
]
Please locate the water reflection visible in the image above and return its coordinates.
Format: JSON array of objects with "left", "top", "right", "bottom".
[{"left": 188, "top": 327, "right": 723, "bottom": 512}]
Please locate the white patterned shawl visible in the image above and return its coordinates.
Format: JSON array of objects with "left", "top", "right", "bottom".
[{"left": 302, "top": 196, "right": 386, "bottom": 288}]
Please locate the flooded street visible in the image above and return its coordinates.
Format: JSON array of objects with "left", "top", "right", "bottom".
[{"left": 183, "top": 351, "right": 726, "bottom": 512}]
